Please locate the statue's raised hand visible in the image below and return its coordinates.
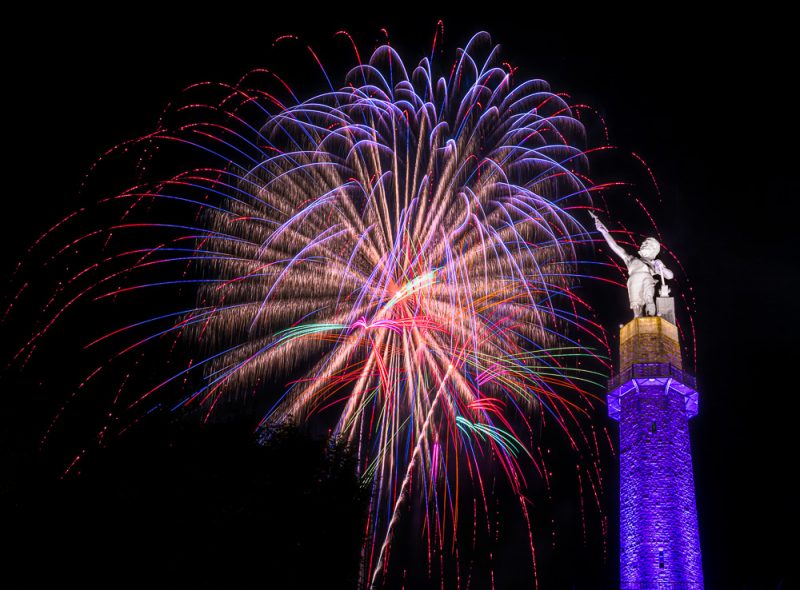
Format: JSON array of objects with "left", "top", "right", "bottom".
[{"left": 588, "top": 211, "right": 607, "bottom": 234}]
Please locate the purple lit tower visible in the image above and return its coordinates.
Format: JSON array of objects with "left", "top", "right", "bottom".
[
  {"left": 592, "top": 213, "right": 704, "bottom": 589},
  {"left": 607, "top": 307, "right": 704, "bottom": 589}
]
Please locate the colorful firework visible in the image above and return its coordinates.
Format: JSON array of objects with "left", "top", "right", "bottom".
[{"left": 6, "top": 28, "right": 698, "bottom": 589}]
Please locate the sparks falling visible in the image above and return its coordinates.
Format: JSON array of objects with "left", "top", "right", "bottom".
[{"left": 7, "top": 28, "right": 648, "bottom": 589}]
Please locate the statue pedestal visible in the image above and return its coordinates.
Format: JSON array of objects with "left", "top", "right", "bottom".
[{"left": 619, "top": 315, "right": 682, "bottom": 371}]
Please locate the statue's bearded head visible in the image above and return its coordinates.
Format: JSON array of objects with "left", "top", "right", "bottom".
[{"left": 638, "top": 237, "right": 660, "bottom": 260}]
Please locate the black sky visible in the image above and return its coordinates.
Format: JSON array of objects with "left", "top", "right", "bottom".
[{"left": 4, "top": 9, "right": 797, "bottom": 589}]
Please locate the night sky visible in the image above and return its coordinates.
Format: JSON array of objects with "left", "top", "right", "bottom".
[{"left": 3, "top": 10, "right": 795, "bottom": 589}]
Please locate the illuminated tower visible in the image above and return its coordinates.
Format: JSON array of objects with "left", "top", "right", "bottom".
[{"left": 607, "top": 300, "right": 704, "bottom": 589}]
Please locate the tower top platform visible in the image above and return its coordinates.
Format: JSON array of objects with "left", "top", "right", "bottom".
[{"left": 608, "top": 315, "right": 699, "bottom": 421}]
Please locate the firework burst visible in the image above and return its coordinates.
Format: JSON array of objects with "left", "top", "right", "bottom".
[{"left": 6, "top": 29, "right": 660, "bottom": 588}]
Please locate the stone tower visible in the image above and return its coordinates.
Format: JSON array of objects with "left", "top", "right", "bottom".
[{"left": 607, "top": 301, "right": 704, "bottom": 589}]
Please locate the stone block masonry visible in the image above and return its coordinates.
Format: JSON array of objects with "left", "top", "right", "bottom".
[{"left": 610, "top": 314, "right": 704, "bottom": 589}]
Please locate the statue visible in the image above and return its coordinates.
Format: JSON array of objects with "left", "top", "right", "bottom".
[{"left": 590, "top": 212, "right": 674, "bottom": 318}]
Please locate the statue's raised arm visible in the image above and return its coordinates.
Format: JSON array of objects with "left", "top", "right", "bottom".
[
  {"left": 590, "top": 211, "right": 631, "bottom": 263},
  {"left": 590, "top": 211, "right": 674, "bottom": 319}
]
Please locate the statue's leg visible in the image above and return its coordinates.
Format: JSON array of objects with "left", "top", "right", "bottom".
[
  {"left": 643, "top": 277, "right": 656, "bottom": 316},
  {"left": 632, "top": 304, "right": 643, "bottom": 317}
]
